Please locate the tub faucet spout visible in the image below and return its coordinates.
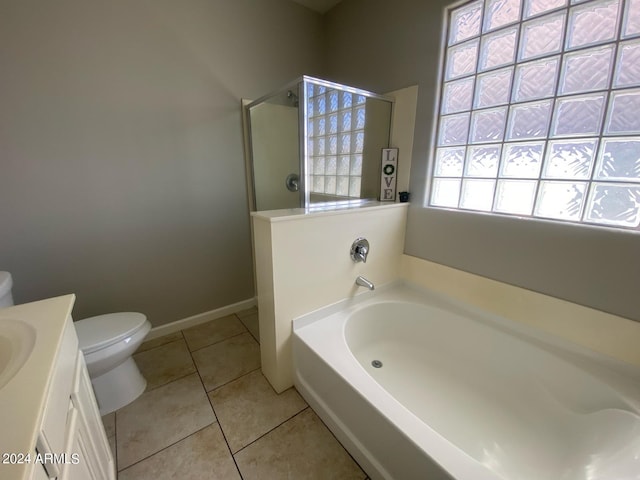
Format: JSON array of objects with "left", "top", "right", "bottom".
[{"left": 355, "top": 275, "right": 375, "bottom": 291}]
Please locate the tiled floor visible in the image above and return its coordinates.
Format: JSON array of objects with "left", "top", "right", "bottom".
[{"left": 102, "top": 307, "right": 368, "bottom": 479}]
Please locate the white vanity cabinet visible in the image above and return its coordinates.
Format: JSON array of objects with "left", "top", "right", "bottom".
[
  {"left": 62, "top": 351, "right": 114, "bottom": 480},
  {"left": 0, "top": 295, "right": 115, "bottom": 480},
  {"left": 35, "top": 317, "right": 115, "bottom": 480}
]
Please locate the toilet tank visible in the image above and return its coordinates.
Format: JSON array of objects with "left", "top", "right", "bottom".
[{"left": 0, "top": 272, "right": 14, "bottom": 308}]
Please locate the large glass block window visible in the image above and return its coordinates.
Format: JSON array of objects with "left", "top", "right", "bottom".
[
  {"left": 431, "top": 0, "right": 640, "bottom": 230},
  {"left": 307, "top": 84, "right": 366, "bottom": 198}
]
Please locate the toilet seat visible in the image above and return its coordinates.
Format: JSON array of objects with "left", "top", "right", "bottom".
[{"left": 75, "top": 312, "right": 148, "bottom": 354}]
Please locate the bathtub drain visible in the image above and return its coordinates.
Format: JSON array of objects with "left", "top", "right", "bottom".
[{"left": 371, "top": 360, "right": 383, "bottom": 368}]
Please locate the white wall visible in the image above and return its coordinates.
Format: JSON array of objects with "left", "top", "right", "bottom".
[
  {"left": 253, "top": 203, "right": 408, "bottom": 392},
  {"left": 388, "top": 85, "right": 418, "bottom": 195},
  {"left": 0, "top": 0, "right": 324, "bottom": 326}
]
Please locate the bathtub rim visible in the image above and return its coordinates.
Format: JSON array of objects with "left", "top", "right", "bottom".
[
  {"left": 293, "top": 282, "right": 500, "bottom": 480},
  {"left": 294, "top": 280, "right": 640, "bottom": 388},
  {"left": 292, "top": 281, "right": 640, "bottom": 480}
]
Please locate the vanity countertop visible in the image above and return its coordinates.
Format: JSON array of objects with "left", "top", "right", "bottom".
[{"left": 0, "top": 294, "right": 75, "bottom": 480}]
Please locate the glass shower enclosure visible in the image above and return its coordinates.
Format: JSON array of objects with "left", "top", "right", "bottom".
[{"left": 245, "top": 76, "right": 393, "bottom": 211}]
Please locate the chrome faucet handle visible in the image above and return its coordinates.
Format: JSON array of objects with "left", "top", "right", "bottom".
[{"left": 350, "top": 238, "right": 370, "bottom": 263}]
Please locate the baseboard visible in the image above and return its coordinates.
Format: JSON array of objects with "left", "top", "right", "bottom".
[{"left": 145, "top": 297, "right": 257, "bottom": 340}]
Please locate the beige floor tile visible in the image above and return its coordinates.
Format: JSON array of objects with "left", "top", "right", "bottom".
[
  {"left": 182, "top": 315, "right": 248, "bottom": 351},
  {"left": 102, "top": 412, "right": 115, "bottom": 438},
  {"left": 234, "top": 408, "right": 366, "bottom": 480},
  {"left": 137, "top": 331, "right": 183, "bottom": 353},
  {"left": 133, "top": 339, "right": 196, "bottom": 390},
  {"left": 192, "top": 332, "right": 260, "bottom": 391},
  {"left": 239, "top": 311, "right": 259, "bottom": 343},
  {"left": 118, "top": 424, "right": 240, "bottom": 480},
  {"left": 116, "top": 374, "right": 215, "bottom": 470},
  {"left": 209, "top": 370, "right": 307, "bottom": 452}
]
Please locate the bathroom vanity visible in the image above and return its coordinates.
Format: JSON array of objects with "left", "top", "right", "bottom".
[{"left": 0, "top": 295, "right": 115, "bottom": 480}]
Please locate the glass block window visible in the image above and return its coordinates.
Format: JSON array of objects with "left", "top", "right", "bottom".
[
  {"left": 431, "top": 0, "right": 640, "bottom": 230},
  {"left": 307, "top": 83, "right": 366, "bottom": 198}
]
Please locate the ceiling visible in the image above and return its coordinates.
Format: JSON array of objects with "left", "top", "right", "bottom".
[{"left": 290, "top": 0, "right": 343, "bottom": 14}]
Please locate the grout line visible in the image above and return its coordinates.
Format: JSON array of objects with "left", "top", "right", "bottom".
[
  {"left": 302, "top": 400, "right": 369, "bottom": 478},
  {"left": 186, "top": 329, "right": 253, "bottom": 355},
  {"left": 234, "top": 311, "right": 261, "bottom": 344},
  {"left": 116, "top": 422, "right": 217, "bottom": 474},
  {"left": 193, "top": 343, "right": 245, "bottom": 479},
  {"left": 136, "top": 325, "right": 259, "bottom": 394},
  {"left": 181, "top": 321, "right": 300, "bottom": 464},
  {"left": 183, "top": 322, "right": 257, "bottom": 479},
  {"left": 180, "top": 324, "right": 259, "bottom": 395},
  {"left": 141, "top": 369, "right": 198, "bottom": 394},
  {"left": 205, "top": 388, "right": 245, "bottom": 479},
  {"left": 135, "top": 333, "right": 184, "bottom": 355},
  {"left": 133, "top": 336, "right": 198, "bottom": 393},
  {"left": 138, "top": 316, "right": 253, "bottom": 356},
  {"left": 115, "top": 342, "right": 220, "bottom": 474},
  {"left": 186, "top": 342, "right": 218, "bottom": 421},
  {"left": 231, "top": 407, "right": 311, "bottom": 456},
  {"left": 204, "top": 366, "right": 262, "bottom": 393},
  {"left": 243, "top": 325, "right": 260, "bottom": 344},
  {"left": 118, "top": 322, "right": 261, "bottom": 478},
  {"left": 113, "top": 372, "right": 217, "bottom": 473}
]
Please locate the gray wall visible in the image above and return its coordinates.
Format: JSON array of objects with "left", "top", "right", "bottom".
[
  {"left": 324, "top": 0, "right": 435, "bottom": 94},
  {"left": 0, "top": 0, "right": 324, "bottom": 326},
  {"left": 325, "top": 0, "right": 640, "bottom": 322}
]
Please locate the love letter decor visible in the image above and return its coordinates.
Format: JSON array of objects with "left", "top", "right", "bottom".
[{"left": 380, "top": 148, "right": 398, "bottom": 202}]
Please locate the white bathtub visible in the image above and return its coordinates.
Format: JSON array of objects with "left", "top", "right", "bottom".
[{"left": 292, "top": 283, "right": 640, "bottom": 480}]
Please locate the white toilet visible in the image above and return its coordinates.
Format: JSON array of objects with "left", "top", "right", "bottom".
[
  {"left": 74, "top": 312, "right": 151, "bottom": 415},
  {"left": 0, "top": 271, "right": 151, "bottom": 415}
]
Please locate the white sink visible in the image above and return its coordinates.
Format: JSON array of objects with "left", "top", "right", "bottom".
[{"left": 0, "top": 318, "right": 37, "bottom": 389}]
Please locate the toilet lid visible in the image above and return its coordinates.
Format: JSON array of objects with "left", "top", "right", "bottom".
[{"left": 75, "top": 312, "right": 148, "bottom": 354}]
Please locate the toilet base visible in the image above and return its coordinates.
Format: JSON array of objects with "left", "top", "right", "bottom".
[{"left": 91, "top": 357, "right": 147, "bottom": 415}]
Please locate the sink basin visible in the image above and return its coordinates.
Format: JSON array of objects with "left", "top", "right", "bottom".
[{"left": 0, "top": 318, "right": 37, "bottom": 389}]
